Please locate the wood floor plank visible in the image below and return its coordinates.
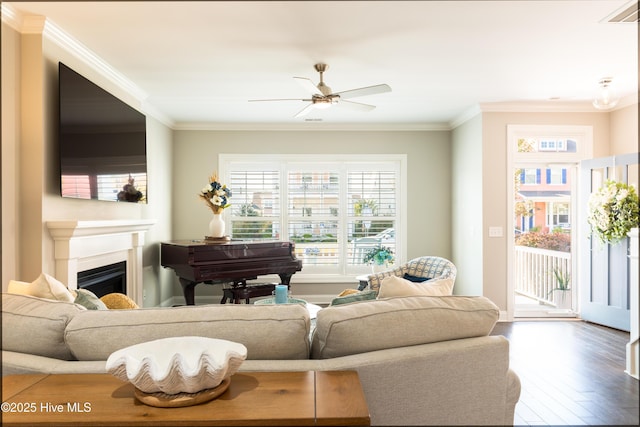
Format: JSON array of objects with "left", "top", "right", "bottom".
[{"left": 491, "top": 320, "right": 639, "bottom": 426}]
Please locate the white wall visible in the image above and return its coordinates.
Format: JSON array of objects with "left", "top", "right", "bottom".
[
  {"left": 451, "top": 114, "right": 483, "bottom": 296},
  {"left": 610, "top": 103, "right": 639, "bottom": 155}
]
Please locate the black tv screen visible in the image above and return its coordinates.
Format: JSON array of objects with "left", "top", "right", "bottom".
[{"left": 59, "top": 62, "right": 147, "bottom": 203}]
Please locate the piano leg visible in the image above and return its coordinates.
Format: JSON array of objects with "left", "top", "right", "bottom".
[
  {"left": 179, "top": 278, "right": 197, "bottom": 306},
  {"left": 220, "top": 290, "right": 229, "bottom": 304},
  {"left": 279, "top": 273, "right": 293, "bottom": 288}
]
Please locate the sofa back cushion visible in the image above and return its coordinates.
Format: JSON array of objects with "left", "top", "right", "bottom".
[
  {"left": 1, "top": 293, "right": 86, "bottom": 360},
  {"left": 311, "top": 295, "right": 499, "bottom": 359},
  {"left": 65, "top": 304, "right": 310, "bottom": 361}
]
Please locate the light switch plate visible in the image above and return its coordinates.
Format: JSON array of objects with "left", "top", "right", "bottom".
[{"left": 489, "top": 226, "right": 503, "bottom": 237}]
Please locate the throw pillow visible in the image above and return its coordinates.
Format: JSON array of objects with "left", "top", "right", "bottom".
[
  {"left": 100, "top": 293, "right": 139, "bottom": 309},
  {"left": 12, "top": 273, "right": 75, "bottom": 302},
  {"left": 74, "top": 288, "right": 108, "bottom": 310},
  {"left": 378, "top": 276, "right": 454, "bottom": 298},
  {"left": 7, "top": 279, "right": 30, "bottom": 294},
  {"left": 330, "top": 289, "right": 378, "bottom": 306},
  {"left": 337, "top": 288, "right": 360, "bottom": 297}
]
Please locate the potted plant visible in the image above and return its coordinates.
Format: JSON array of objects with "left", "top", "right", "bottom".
[
  {"left": 547, "top": 268, "right": 571, "bottom": 310},
  {"left": 363, "top": 245, "right": 395, "bottom": 273}
]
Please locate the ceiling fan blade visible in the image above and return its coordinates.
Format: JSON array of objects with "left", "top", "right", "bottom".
[
  {"left": 249, "top": 98, "right": 311, "bottom": 102},
  {"left": 338, "top": 99, "right": 376, "bottom": 112},
  {"left": 294, "top": 103, "right": 316, "bottom": 118},
  {"left": 294, "top": 77, "right": 323, "bottom": 96},
  {"left": 335, "top": 84, "right": 391, "bottom": 99}
]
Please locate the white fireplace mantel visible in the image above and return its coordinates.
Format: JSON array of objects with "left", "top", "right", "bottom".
[{"left": 47, "top": 220, "right": 156, "bottom": 305}]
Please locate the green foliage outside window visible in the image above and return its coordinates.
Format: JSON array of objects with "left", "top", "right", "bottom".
[{"left": 515, "top": 231, "right": 571, "bottom": 252}]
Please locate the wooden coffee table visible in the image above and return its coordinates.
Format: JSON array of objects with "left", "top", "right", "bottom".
[{"left": 1, "top": 371, "right": 370, "bottom": 426}]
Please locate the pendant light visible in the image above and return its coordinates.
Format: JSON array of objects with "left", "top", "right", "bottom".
[{"left": 593, "top": 77, "right": 619, "bottom": 110}]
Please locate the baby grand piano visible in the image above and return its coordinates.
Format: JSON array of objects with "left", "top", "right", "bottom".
[{"left": 160, "top": 240, "right": 302, "bottom": 305}]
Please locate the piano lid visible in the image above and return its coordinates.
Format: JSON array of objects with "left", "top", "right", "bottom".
[{"left": 161, "top": 239, "right": 299, "bottom": 262}]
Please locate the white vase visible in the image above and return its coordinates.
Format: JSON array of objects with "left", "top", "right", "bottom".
[
  {"left": 372, "top": 262, "right": 388, "bottom": 274},
  {"left": 552, "top": 290, "right": 571, "bottom": 310},
  {"left": 208, "top": 213, "right": 225, "bottom": 238}
]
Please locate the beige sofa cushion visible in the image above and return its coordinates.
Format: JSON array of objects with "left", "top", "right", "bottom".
[
  {"left": 1, "top": 293, "right": 86, "bottom": 360},
  {"left": 311, "top": 295, "right": 499, "bottom": 359},
  {"left": 65, "top": 304, "right": 310, "bottom": 361}
]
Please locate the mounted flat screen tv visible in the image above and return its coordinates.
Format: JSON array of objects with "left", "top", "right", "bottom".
[{"left": 59, "top": 62, "right": 147, "bottom": 203}]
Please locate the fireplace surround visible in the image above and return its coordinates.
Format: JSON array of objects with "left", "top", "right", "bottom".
[{"left": 46, "top": 220, "right": 155, "bottom": 305}]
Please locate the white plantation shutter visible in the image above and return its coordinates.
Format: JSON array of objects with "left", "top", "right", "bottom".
[
  {"left": 222, "top": 155, "right": 403, "bottom": 277},
  {"left": 287, "top": 170, "right": 340, "bottom": 268},
  {"left": 348, "top": 169, "right": 397, "bottom": 265},
  {"left": 229, "top": 170, "right": 281, "bottom": 239}
]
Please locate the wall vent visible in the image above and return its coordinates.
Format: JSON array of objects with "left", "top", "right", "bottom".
[{"left": 604, "top": 1, "right": 638, "bottom": 23}]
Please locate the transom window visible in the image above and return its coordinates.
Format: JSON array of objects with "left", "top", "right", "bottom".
[{"left": 220, "top": 154, "right": 405, "bottom": 278}]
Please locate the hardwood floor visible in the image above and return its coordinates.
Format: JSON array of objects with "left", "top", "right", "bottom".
[{"left": 491, "top": 320, "right": 639, "bottom": 426}]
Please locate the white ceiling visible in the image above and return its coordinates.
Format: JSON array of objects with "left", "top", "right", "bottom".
[{"left": 5, "top": 1, "right": 639, "bottom": 129}]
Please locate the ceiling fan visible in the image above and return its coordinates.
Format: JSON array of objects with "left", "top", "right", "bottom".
[{"left": 249, "top": 63, "right": 391, "bottom": 118}]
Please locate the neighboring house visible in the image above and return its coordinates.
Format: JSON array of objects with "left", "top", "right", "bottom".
[
  {"left": 515, "top": 138, "right": 573, "bottom": 234},
  {"left": 516, "top": 166, "right": 571, "bottom": 233}
]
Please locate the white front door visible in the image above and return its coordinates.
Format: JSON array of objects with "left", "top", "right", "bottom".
[{"left": 578, "top": 153, "right": 637, "bottom": 332}]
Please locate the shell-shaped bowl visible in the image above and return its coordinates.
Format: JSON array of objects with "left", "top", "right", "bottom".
[{"left": 106, "top": 336, "right": 247, "bottom": 394}]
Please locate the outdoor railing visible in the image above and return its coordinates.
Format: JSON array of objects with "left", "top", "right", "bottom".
[{"left": 514, "top": 245, "right": 571, "bottom": 305}]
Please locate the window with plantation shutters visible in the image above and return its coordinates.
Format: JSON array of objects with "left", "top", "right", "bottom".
[
  {"left": 229, "top": 170, "right": 281, "bottom": 239},
  {"left": 287, "top": 169, "right": 340, "bottom": 268},
  {"left": 221, "top": 155, "right": 405, "bottom": 278}
]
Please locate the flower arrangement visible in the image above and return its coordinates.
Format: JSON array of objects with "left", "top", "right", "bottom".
[
  {"left": 199, "top": 173, "right": 232, "bottom": 214},
  {"left": 587, "top": 180, "right": 639, "bottom": 244},
  {"left": 363, "top": 245, "right": 395, "bottom": 265},
  {"left": 117, "top": 174, "right": 144, "bottom": 203}
]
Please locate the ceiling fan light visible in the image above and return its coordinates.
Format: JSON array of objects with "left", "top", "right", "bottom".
[{"left": 314, "top": 101, "right": 332, "bottom": 110}]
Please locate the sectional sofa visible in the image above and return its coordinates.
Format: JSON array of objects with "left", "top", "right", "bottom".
[{"left": 2, "top": 292, "right": 520, "bottom": 426}]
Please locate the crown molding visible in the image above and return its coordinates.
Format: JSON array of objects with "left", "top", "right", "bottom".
[
  {"left": 171, "top": 122, "right": 451, "bottom": 132},
  {"left": 478, "top": 100, "right": 598, "bottom": 113},
  {"left": 1, "top": 3, "right": 21, "bottom": 31},
  {"left": 449, "top": 95, "right": 640, "bottom": 129},
  {"left": 449, "top": 105, "right": 482, "bottom": 129},
  {"left": 2, "top": 6, "right": 174, "bottom": 128},
  {"left": 42, "top": 19, "right": 148, "bottom": 102}
]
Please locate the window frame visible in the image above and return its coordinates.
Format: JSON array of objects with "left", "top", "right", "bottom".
[{"left": 220, "top": 154, "right": 407, "bottom": 283}]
